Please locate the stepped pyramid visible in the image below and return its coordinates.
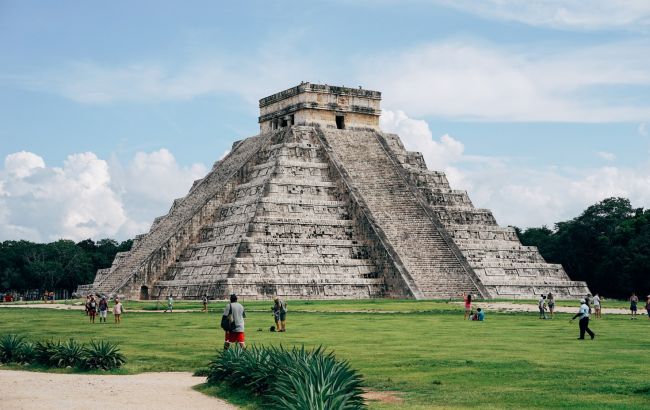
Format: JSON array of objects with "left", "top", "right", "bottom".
[{"left": 78, "top": 83, "right": 589, "bottom": 300}]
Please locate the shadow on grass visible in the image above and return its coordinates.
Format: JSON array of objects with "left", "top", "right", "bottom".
[{"left": 193, "top": 382, "right": 266, "bottom": 409}]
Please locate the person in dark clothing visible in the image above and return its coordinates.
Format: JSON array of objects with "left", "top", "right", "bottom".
[{"left": 571, "top": 299, "right": 595, "bottom": 340}]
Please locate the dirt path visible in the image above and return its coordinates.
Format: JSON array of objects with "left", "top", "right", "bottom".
[{"left": 0, "top": 370, "right": 237, "bottom": 410}]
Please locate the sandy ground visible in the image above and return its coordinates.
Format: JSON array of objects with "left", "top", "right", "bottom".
[{"left": 0, "top": 370, "right": 237, "bottom": 410}]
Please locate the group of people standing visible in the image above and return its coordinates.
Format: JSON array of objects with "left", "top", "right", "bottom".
[
  {"left": 220, "top": 294, "right": 288, "bottom": 350},
  {"left": 84, "top": 295, "right": 124, "bottom": 324}
]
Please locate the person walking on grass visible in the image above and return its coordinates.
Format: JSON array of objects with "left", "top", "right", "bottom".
[
  {"left": 571, "top": 299, "right": 595, "bottom": 340},
  {"left": 593, "top": 293, "right": 602, "bottom": 319},
  {"left": 164, "top": 294, "right": 173, "bottom": 313},
  {"left": 645, "top": 295, "right": 650, "bottom": 320},
  {"left": 462, "top": 293, "right": 472, "bottom": 320},
  {"left": 113, "top": 298, "right": 124, "bottom": 324},
  {"left": 272, "top": 297, "right": 287, "bottom": 332},
  {"left": 630, "top": 293, "right": 639, "bottom": 319},
  {"left": 98, "top": 296, "right": 108, "bottom": 323},
  {"left": 538, "top": 294, "right": 547, "bottom": 320},
  {"left": 88, "top": 295, "right": 97, "bottom": 324},
  {"left": 223, "top": 294, "right": 246, "bottom": 350},
  {"left": 202, "top": 294, "right": 209, "bottom": 313},
  {"left": 547, "top": 292, "right": 555, "bottom": 319}
]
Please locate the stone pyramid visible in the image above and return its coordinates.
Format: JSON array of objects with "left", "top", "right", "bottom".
[{"left": 79, "top": 83, "right": 589, "bottom": 300}]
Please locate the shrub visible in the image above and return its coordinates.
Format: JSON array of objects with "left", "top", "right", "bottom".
[
  {"left": 34, "top": 340, "right": 61, "bottom": 366},
  {"left": 16, "top": 340, "right": 36, "bottom": 364},
  {"left": 51, "top": 339, "right": 85, "bottom": 368},
  {"left": 84, "top": 340, "right": 126, "bottom": 370},
  {"left": 0, "top": 334, "right": 26, "bottom": 363},
  {"left": 205, "top": 345, "right": 365, "bottom": 409}
]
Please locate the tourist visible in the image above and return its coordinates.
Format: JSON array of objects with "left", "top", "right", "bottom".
[
  {"left": 88, "top": 295, "right": 97, "bottom": 323},
  {"left": 98, "top": 296, "right": 108, "bottom": 323},
  {"left": 223, "top": 294, "right": 246, "bottom": 350},
  {"left": 645, "top": 295, "right": 650, "bottom": 320},
  {"left": 113, "top": 298, "right": 124, "bottom": 324},
  {"left": 538, "top": 294, "right": 547, "bottom": 320},
  {"left": 272, "top": 297, "right": 287, "bottom": 332},
  {"left": 164, "top": 294, "right": 173, "bottom": 313},
  {"left": 462, "top": 293, "right": 472, "bottom": 320},
  {"left": 593, "top": 293, "right": 602, "bottom": 319},
  {"left": 477, "top": 307, "right": 485, "bottom": 321},
  {"left": 84, "top": 295, "right": 90, "bottom": 316},
  {"left": 571, "top": 299, "right": 595, "bottom": 340},
  {"left": 202, "top": 294, "right": 208, "bottom": 313},
  {"left": 629, "top": 293, "right": 639, "bottom": 319},
  {"left": 547, "top": 292, "right": 555, "bottom": 319}
]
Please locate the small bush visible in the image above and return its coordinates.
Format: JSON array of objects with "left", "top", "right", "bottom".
[
  {"left": 206, "top": 345, "right": 365, "bottom": 409},
  {"left": 51, "top": 339, "right": 85, "bottom": 368},
  {"left": 16, "top": 340, "right": 36, "bottom": 364},
  {"left": 84, "top": 340, "right": 126, "bottom": 370},
  {"left": 34, "top": 340, "right": 61, "bottom": 366},
  {"left": 0, "top": 334, "right": 26, "bottom": 363}
]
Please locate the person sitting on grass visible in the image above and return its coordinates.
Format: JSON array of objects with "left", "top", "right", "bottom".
[{"left": 477, "top": 308, "right": 485, "bottom": 321}]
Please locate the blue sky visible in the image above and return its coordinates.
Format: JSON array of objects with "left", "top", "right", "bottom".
[{"left": 1, "top": 0, "right": 650, "bottom": 241}]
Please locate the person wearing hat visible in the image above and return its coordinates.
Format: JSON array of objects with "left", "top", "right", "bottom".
[
  {"left": 223, "top": 294, "right": 246, "bottom": 350},
  {"left": 571, "top": 299, "right": 595, "bottom": 340},
  {"left": 272, "top": 297, "right": 288, "bottom": 332}
]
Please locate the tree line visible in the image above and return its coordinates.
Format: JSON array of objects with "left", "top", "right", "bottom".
[
  {"left": 1, "top": 197, "right": 648, "bottom": 299},
  {"left": 516, "top": 197, "right": 650, "bottom": 299},
  {"left": 0, "top": 238, "right": 132, "bottom": 293}
]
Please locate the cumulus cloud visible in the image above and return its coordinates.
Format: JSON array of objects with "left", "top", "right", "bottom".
[
  {"left": 384, "top": 111, "right": 650, "bottom": 228},
  {"left": 435, "top": 0, "right": 650, "bottom": 31},
  {"left": 0, "top": 149, "right": 207, "bottom": 242},
  {"left": 380, "top": 110, "right": 463, "bottom": 170}
]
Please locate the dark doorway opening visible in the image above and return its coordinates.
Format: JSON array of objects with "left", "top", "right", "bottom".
[
  {"left": 140, "top": 286, "right": 149, "bottom": 300},
  {"left": 336, "top": 115, "right": 345, "bottom": 129}
]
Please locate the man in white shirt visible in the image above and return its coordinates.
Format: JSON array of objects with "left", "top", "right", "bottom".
[
  {"left": 571, "top": 299, "right": 595, "bottom": 340},
  {"left": 538, "top": 295, "right": 547, "bottom": 319}
]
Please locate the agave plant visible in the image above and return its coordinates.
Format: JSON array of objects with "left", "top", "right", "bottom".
[
  {"left": 84, "top": 340, "right": 126, "bottom": 370},
  {"left": 16, "top": 340, "right": 36, "bottom": 364},
  {"left": 0, "top": 334, "right": 26, "bottom": 363},
  {"left": 270, "top": 347, "right": 365, "bottom": 410},
  {"left": 34, "top": 340, "right": 61, "bottom": 366},
  {"left": 204, "top": 345, "right": 365, "bottom": 409},
  {"left": 51, "top": 338, "right": 85, "bottom": 368}
]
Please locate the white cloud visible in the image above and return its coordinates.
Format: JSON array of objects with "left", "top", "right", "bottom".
[
  {"left": 380, "top": 110, "right": 463, "bottom": 170},
  {"left": 4, "top": 151, "right": 45, "bottom": 178},
  {"left": 383, "top": 111, "right": 650, "bottom": 228},
  {"left": 363, "top": 40, "right": 650, "bottom": 122},
  {"left": 0, "top": 149, "right": 207, "bottom": 242},
  {"left": 435, "top": 0, "right": 650, "bottom": 31},
  {"left": 596, "top": 151, "right": 616, "bottom": 161}
]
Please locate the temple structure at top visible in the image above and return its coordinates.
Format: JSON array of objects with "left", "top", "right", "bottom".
[
  {"left": 78, "top": 82, "right": 590, "bottom": 301},
  {"left": 259, "top": 83, "right": 381, "bottom": 132}
]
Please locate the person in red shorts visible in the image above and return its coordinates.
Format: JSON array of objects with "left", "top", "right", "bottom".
[{"left": 223, "top": 293, "right": 246, "bottom": 350}]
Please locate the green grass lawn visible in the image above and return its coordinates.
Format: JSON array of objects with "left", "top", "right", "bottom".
[{"left": 1, "top": 300, "right": 648, "bottom": 409}]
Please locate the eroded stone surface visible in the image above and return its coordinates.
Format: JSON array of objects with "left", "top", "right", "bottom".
[{"left": 79, "top": 83, "right": 589, "bottom": 300}]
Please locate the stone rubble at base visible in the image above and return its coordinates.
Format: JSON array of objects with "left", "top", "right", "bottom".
[{"left": 78, "top": 83, "right": 589, "bottom": 300}]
